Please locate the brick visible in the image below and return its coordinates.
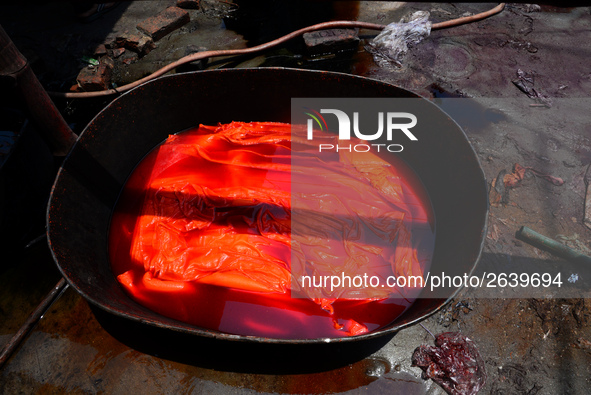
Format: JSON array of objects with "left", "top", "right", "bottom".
[
  {"left": 137, "top": 7, "right": 190, "bottom": 41},
  {"left": 177, "top": 0, "right": 200, "bottom": 10},
  {"left": 101, "top": 56, "right": 115, "bottom": 69},
  {"left": 303, "top": 28, "right": 359, "bottom": 57},
  {"left": 112, "top": 47, "right": 125, "bottom": 58},
  {"left": 115, "top": 30, "right": 155, "bottom": 56},
  {"left": 76, "top": 57, "right": 114, "bottom": 91}
]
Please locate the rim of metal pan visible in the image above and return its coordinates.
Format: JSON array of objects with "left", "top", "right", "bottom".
[{"left": 47, "top": 67, "right": 488, "bottom": 345}]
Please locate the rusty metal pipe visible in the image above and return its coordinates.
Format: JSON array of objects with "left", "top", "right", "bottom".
[
  {"left": 0, "top": 278, "right": 68, "bottom": 370},
  {"left": 0, "top": 24, "right": 77, "bottom": 156},
  {"left": 516, "top": 226, "right": 591, "bottom": 265}
]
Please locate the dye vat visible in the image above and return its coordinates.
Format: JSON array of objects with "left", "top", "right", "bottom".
[{"left": 48, "top": 68, "right": 487, "bottom": 344}]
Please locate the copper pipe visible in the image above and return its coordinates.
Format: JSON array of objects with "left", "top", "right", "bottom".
[{"left": 431, "top": 2, "right": 505, "bottom": 29}]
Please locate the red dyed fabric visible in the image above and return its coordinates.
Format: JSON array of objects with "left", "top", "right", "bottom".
[{"left": 109, "top": 122, "right": 432, "bottom": 338}]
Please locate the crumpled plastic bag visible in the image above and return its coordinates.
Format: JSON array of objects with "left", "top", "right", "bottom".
[
  {"left": 412, "top": 332, "right": 487, "bottom": 395},
  {"left": 365, "top": 11, "right": 431, "bottom": 68}
]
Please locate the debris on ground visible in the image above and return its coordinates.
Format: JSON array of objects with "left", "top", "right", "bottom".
[
  {"left": 503, "top": 163, "right": 528, "bottom": 188},
  {"left": 515, "top": 4, "right": 542, "bottom": 13},
  {"left": 115, "top": 30, "right": 156, "bottom": 56},
  {"left": 80, "top": 55, "right": 99, "bottom": 66},
  {"left": 489, "top": 163, "right": 563, "bottom": 207},
  {"left": 529, "top": 298, "right": 589, "bottom": 336},
  {"left": 499, "top": 39, "right": 538, "bottom": 53},
  {"left": 503, "top": 163, "right": 564, "bottom": 188},
  {"left": 112, "top": 47, "right": 125, "bottom": 58},
  {"left": 438, "top": 300, "right": 473, "bottom": 328},
  {"left": 200, "top": 0, "right": 239, "bottom": 19},
  {"left": 412, "top": 332, "right": 486, "bottom": 395},
  {"left": 555, "top": 233, "right": 591, "bottom": 256},
  {"left": 365, "top": 11, "right": 431, "bottom": 69},
  {"left": 75, "top": 56, "right": 114, "bottom": 91},
  {"left": 573, "top": 337, "right": 591, "bottom": 353},
  {"left": 512, "top": 69, "right": 552, "bottom": 107}
]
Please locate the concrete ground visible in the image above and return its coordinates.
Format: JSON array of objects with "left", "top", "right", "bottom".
[{"left": 1, "top": 1, "right": 591, "bottom": 394}]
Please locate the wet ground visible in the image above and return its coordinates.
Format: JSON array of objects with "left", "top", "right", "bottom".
[{"left": 1, "top": 1, "right": 591, "bottom": 394}]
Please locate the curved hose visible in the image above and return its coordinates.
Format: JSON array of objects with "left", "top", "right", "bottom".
[{"left": 49, "top": 3, "right": 505, "bottom": 99}]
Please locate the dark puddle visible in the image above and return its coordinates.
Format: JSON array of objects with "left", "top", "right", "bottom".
[{"left": 428, "top": 83, "right": 507, "bottom": 134}]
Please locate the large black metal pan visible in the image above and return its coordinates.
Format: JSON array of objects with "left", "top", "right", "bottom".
[{"left": 47, "top": 68, "right": 487, "bottom": 345}]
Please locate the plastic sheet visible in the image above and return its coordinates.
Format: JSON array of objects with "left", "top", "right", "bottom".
[
  {"left": 366, "top": 11, "right": 431, "bottom": 68},
  {"left": 412, "top": 332, "right": 487, "bottom": 395}
]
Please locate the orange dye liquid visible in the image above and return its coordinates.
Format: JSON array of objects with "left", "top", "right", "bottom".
[{"left": 109, "top": 122, "right": 434, "bottom": 339}]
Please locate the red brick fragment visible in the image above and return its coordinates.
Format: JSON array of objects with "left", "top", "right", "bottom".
[
  {"left": 177, "top": 0, "right": 200, "bottom": 10},
  {"left": 76, "top": 57, "right": 114, "bottom": 91},
  {"left": 303, "top": 28, "right": 359, "bottom": 56},
  {"left": 137, "top": 6, "right": 190, "bottom": 41},
  {"left": 112, "top": 47, "right": 126, "bottom": 58},
  {"left": 115, "top": 30, "right": 155, "bottom": 56}
]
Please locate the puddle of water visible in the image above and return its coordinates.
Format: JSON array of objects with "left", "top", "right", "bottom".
[{"left": 427, "top": 84, "right": 507, "bottom": 134}]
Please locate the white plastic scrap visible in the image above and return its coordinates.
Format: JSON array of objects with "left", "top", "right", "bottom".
[
  {"left": 568, "top": 273, "right": 579, "bottom": 284},
  {"left": 366, "top": 11, "right": 431, "bottom": 69}
]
